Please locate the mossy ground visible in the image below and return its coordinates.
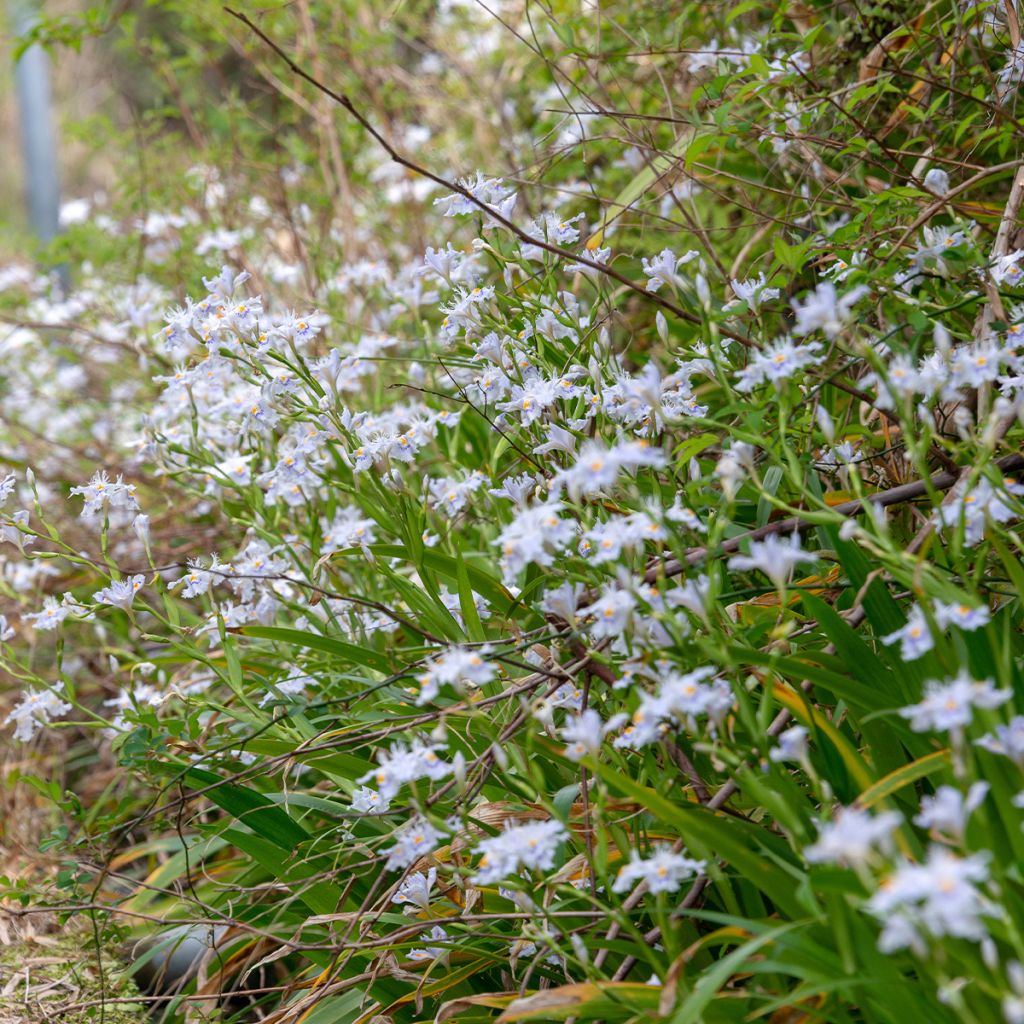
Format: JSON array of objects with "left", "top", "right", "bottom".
[{"left": 0, "top": 935, "right": 146, "bottom": 1024}]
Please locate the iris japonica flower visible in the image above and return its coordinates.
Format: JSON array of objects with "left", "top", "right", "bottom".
[
  {"left": 727, "top": 533, "right": 815, "bottom": 589},
  {"left": 612, "top": 845, "right": 705, "bottom": 894},
  {"left": 471, "top": 818, "right": 568, "bottom": 885}
]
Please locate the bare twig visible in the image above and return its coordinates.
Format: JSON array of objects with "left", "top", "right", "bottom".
[
  {"left": 222, "top": 7, "right": 758, "bottom": 348},
  {"left": 649, "top": 451, "right": 1024, "bottom": 584}
]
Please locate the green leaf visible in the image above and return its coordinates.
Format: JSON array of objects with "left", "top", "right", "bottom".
[
  {"left": 586, "top": 758, "right": 804, "bottom": 918},
  {"left": 456, "top": 548, "right": 487, "bottom": 642},
  {"left": 370, "top": 544, "right": 513, "bottom": 614},
  {"left": 730, "top": 646, "right": 884, "bottom": 717},
  {"left": 756, "top": 466, "right": 784, "bottom": 528},
  {"left": 300, "top": 989, "right": 367, "bottom": 1024},
  {"left": 990, "top": 533, "right": 1024, "bottom": 604},
  {"left": 799, "top": 591, "right": 918, "bottom": 769},
  {"left": 221, "top": 828, "right": 340, "bottom": 916},
  {"left": 498, "top": 982, "right": 662, "bottom": 1022},
  {"left": 673, "top": 432, "right": 720, "bottom": 464},
  {"left": 376, "top": 563, "right": 465, "bottom": 642},
  {"left": 670, "top": 922, "right": 799, "bottom": 1024},
  {"left": 587, "top": 130, "right": 697, "bottom": 247},
  {"left": 239, "top": 625, "right": 391, "bottom": 674},
  {"left": 828, "top": 529, "right": 908, "bottom": 640},
  {"left": 184, "top": 767, "right": 309, "bottom": 850},
  {"left": 856, "top": 749, "right": 950, "bottom": 809}
]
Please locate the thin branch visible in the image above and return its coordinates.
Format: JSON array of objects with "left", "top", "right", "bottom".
[
  {"left": 222, "top": 7, "right": 757, "bottom": 348},
  {"left": 649, "top": 451, "right": 1024, "bottom": 584}
]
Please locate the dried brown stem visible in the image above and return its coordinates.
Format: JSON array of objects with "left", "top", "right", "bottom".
[{"left": 649, "top": 451, "right": 1024, "bottom": 585}]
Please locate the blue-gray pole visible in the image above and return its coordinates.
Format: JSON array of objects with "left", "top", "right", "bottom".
[{"left": 9, "top": 0, "right": 66, "bottom": 287}]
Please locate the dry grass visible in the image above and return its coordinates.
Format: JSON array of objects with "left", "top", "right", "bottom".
[
  {"left": 0, "top": 745, "right": 63, "bottom": 944},
  {"left": 0, "top": 747, "right": 144, "bottom": 1022},
  {"left": 0, "top": 935, "right": 145, "bottom": 1023}
]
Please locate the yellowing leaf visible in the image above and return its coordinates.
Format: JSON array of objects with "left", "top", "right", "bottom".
[
  {"left": 586, "top": 131, "right": 697, "bottom": 248},
  {"left": 497, "top": 982, "right": 662, "bottom": 1022},
  {"left": 855, "top": 749, "right": 950, "bottom": 809}
]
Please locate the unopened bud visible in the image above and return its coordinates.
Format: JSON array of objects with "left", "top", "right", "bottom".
[
  {"left": 656, "top": 310, "right": 668, "bottom": 343},
  {"left": 696, "top": 273, "right": 711, "bottom": 309},
  {"left": 922, "top": 167, "right": 950, "bottom": 196},
  {"left": 815, "top": 406, "right": 835, "bottom": 443},
  {"left": 952, "top": 405, "right": 974, "bottom": 439},
  {"left": 132, "top": 513, "right": 151, "bottom": 545},
  {"left": 1009, "top": 960, "right": 1024, "bottom": 995}
]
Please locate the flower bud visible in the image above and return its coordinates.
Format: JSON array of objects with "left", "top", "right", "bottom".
[
  {"left": 132, "top": 513, "right": 151, "bottom": 545},
  {"left": 815, "top": 406, "right": 835, "bottom": 443},
  {"left": 952, "top": 405, "right": 974, "bottom": 439},
  {"left": 696, "top": 273, "right": 711, "bottom": 309},
  {"left": 570, "top": 933, "right": 590, "bottom": 964},
  {"left": 452, "top": 750, "right": 466, "bottom": 790},
  {"left": 922, "top": 167, "right": 950, "bottom": 196}
]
